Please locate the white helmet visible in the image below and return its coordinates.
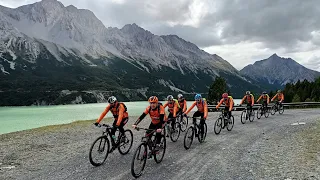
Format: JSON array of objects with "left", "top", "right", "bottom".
[
  {"left": 177, "top": 94, "right": 183, "bottom": 99},
  {"left": 107, "top": 96, "right": 117, "bottom": 103},
  {"left": 167, "top": 95, "right": 174, "bottom": 101}
]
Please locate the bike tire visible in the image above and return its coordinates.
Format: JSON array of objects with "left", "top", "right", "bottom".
[
  {"left": 184, "top": 126, "right": 194, "bottom": 149},
  {"left": 241, "top": 111, "right": 247, "bottom": 124},
  {"left": 214, "top": 117, "right": 223, "bottom": 135},
  {"left": 170, "top": 122, "right": 181, "bottom": 142},
  {"left": 131, "top": 143, "right": 147, "bottom": 178},
  {"left": 271, "top": 105, "right": 276, "bottom": 115},
  {"left": 264, "top": 108, "right": 270, "bottom": 118},
  {"left": 179, "top": 115, "right": 188, "bottom": 132},
  {"left": 154, "top": 134, "right": 166, "bottom": 163},
  {"left": 118, "top": 129, "right": 134, "bottom": 155},
  {"left": 197, "top": 122, "right": 207, "bottom": 143},
  {"left": 249, "top": 110, "right": 255, "bottom": 122},
  {"left": 226, "top": 115, "right": 234, "bottom": 131},
  {"left": 279, "top": 105, "right": 284, "bottom": 114},
  {"left": 257, "top": 107, "right": 262, "bottom": 119},
  {"left": 89, "top": 135, "right": 110, "bottom": 166}
]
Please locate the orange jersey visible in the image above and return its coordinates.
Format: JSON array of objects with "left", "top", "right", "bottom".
[
  {"left": 240, "top": 94, "right": 254, "bottom": 105},
  {"left": 143, "top": 105, "right": 166, "bottom": 125},
  {"left": 185, "top": 99, "right": 208, "bottom": 119},
  {"left": 257, "top": 94, "right": 270, "bottom": 104},
  {"left": 163, "top": 100, "right": 179, "bottom": 117},
  {"left": 178, "top": 99, "right": 187, "bottom": 112},
  {"left": 271, "top": 93, "right": 284, "bottom": 102},
  {"left": 216, "top": 96, "right": 234, "bottom": 111},
  {"left": 97, "top": 103, "right": 128, "bottom": 126}
]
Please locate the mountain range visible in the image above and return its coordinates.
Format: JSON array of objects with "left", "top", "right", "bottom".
[{"left": 0, "top": 0, "right": 319, "bottom": 106}]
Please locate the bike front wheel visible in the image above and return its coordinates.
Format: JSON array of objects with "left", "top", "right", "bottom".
[
  {"left": 271, "top": 105, "right": 276, "bottom": 115},
  {"left": 89, "top": 135, "right": 110, "bottom": 166},
  {"left": 170, "top": 122, "right": 181, "bottom": 142},
  {"left": 241, "top": 111, "right": 247, "bottom": 124},
  {"left": 279, "top": 105, "right": 284, "bottom": 114},
  {"left": 226, "top": 116, "right": 234, "bottom": 131},
  {"left": 184, "top": 126, "right": 194, "bottom": 149},
  {"left": 131, "top": 143, "right": 148, "bottom": 178},
  {"left": 154, "top": 134, "right": 166, "bottom": 163},
  {"left": 198, "top": 123, "right": 207, "bottom": 143},
  {"left": 257, "top": 107, "right": 262, "bottom": 119},
  {"left": 214, "top": 117, "right": 222, "bottom": 135}
]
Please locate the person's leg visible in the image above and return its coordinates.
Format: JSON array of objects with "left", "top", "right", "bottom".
[
  {"left": 111, "top": 119, "right": 117, "bottom": 138},
  {"left": 193, "top": 111, "right": 201, "bottom": 136},
  {"left": 199, "top": 113, "right": 205, "bottom": 138},
  {"left": 224, "top": 107, "right": 229, "bottom": 117}
]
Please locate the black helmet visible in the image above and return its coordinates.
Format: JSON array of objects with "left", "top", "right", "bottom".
[{"left": 167, "top": 95, "right": 174, "bottom": 101}]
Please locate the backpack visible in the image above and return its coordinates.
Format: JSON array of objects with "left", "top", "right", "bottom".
[{"left": 115, "top": 102, "right": 127, "bottom": 112}]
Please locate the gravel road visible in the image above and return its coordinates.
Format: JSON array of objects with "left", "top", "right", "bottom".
[{"left": 1, "top": 109, "right": 320, "bottom": 180}]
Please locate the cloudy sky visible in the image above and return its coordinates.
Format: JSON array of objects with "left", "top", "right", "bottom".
[{"left": 1, "top": 0, "right": 320, "bottom": 71}]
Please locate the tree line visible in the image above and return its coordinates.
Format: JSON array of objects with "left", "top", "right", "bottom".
[{"left": 208, "top": 76, "right": 320, "bottom": 103}]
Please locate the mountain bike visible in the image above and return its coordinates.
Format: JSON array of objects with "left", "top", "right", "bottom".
[
  {"left": 214, "top": 109, "right": 234, "bottom": 135},
  {"left": 271, "top": 102, "right": 284, "bottom": 115},
  {"left": 131, "top": 127, "right": 166, "bottom": 178},
  {"left": 257, "top": 103, "right": 269, "bottom": 119},
  {"left": 183, "top": 117, "right": 207, "bottom": 150},
  {"left": 241, "top": 105, "right": 255, "bottom": 124},
  {"left": 89, "top": 124, "right": 133, "bottom": 166},
  {"left": 176, "top": 112, "right": 188, "bottom": 132}
]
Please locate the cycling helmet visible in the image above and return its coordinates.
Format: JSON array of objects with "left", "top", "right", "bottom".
[
  {"left": 277, "top": 90, "right": 281, "bottom": 93},
  {"left": 148, "top": 96, "right": 158, "bottom": 103},
  {"left": 107, "top": 96, "right": 117, "bottom": 103},
  {"left": 177, "top": 94, "right": 184, "bottom": 99},
  {"left": 195, "top": 94, "right": 202, "bottom": 100},
  {"left": 262, "top": 91, "right": 267, "bottom": 94},
  {"left": 167, "top": 95, "right": 174, "bottom": 101},
  {"left": 222, "top": 93, "right": 228, "bottom": 98},
  {"left": 246, "top": 91, "right": 251, "bottom": 95}
]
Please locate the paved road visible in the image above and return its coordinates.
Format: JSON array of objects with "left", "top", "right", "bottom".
[{"left": 1, "top": 109, "right": 320, "bottom": 180}]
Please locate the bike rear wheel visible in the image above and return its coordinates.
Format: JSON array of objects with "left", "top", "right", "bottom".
[
  {"left": 118, "top": 129, "right": 134, "bottom": 155},
  {"left": 241, "top": 111, "right": 247, "bottom": 124},
  {"left": 184, "top": 126, "right": 194, "bottom": 149},
  {"left": 170, "top": 122, "right": 181, "bottom": 142},
  {"left": 131, "top": 143, "right": 147, "bottom": 178},
  {"left": 214, "top": 117, "right": 223, "bottom": 135},
  {"left": 197, "top": 123, "right": 207, "bottom": 143},
  {"left": 279, "top": 104, "right": 284, "bottom": 114},
  {"left": 89, "top": 135, "right": 110, "bottom": 166},
  {"left": 226, "top": 115, "right": 234, "bottom": 131},
  {"left": 154, "top": 134, "right": 166, "bottom": 163}
]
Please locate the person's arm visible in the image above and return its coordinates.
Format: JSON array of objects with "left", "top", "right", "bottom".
[
  {"left": 271, "top": 94, "right": 277, "bottom": 102},
  {"left": 229, "top": 97, "right": 234, "bottom": 111},
  {"left": 183, "top": 100, "right": 187, "bottom": 112},
  {"left": 204, "top": 101, "right": 208, "bottom": 119},
  {"left": 240, "top": 96, "right": 246, "bottom": 105},
  {"left": 185, "top": 101, "right": 196, "bottom": 115},
  {"left": 163, "top": 102, "right": 168, "bottom": 108},
  {"left": 216, "top": 99, "right": 223, "bottom": 109},
  {"left": 267, "top": 95, "right": 270, "bottom": 104},
  {"left": 280, "top": 94, "right": 284, "bottom": 102},
  {"left": 159, "top": 106, "right": 165, "bottom": 125},
  {"left": 173, "top": 102, "right": 178, "bottom": 118},
  {"left": 96, "top": 105, "right": 111, "bottom": 123},
  {"left": 251, "top": 95, "right": 254, "bottom": 106},
  {"left": 116, "top": 104, "right": 125, "bottom": 126},
  {"left": 134, "top": 107, "right": 149, "bottom": 125},
  {"left": 257, "top": 95, "right": 262, "bottom": 103}
]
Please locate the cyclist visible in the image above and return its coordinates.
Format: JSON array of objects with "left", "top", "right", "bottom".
[
  {"left": 163, "top": 95, "right": 180, "bottom": 130},
  {"left": 177, "top": 94, "right": 187, "bottom": 122},
  {"left": 240, "top": 91, "right": 255, "bottom": 116},
  {"left": 183, "top": 94, "right": 208, "bottom": 139},
  {"left": 216, "top": 93, "right": 234, "bottom": 118},
  {"left": 257, "top": 91, "right": 270, "bottom": 112},
  {"left": 132, "top": 96, "right": 165, "bottom": 150},
  {"left": 94, "top": 96, "right": 128, "bottom": 141},
  {"left": 271, "top": 90, "right": 284, "bottom": 109}
]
